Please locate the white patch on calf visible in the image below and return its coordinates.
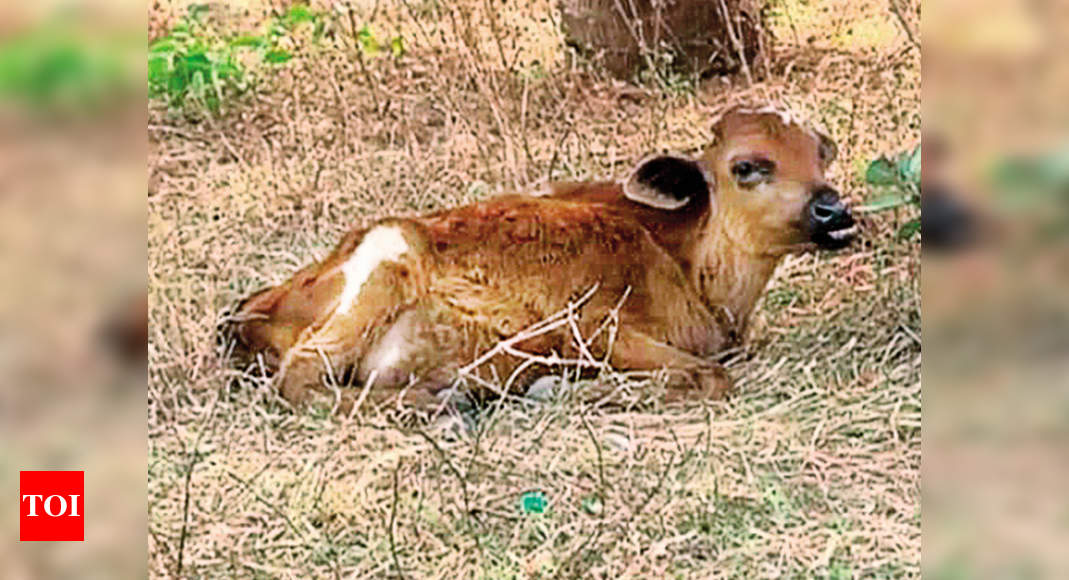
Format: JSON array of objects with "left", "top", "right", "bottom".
[
  {"left": 337, "top": 225, "right": 410, "bottom": 314},
  {"left": 360, "top": 309, "right": 427, "bottom": 385},
  {"left": 366, "top": 323, "right": 409, "bottom": 370}
]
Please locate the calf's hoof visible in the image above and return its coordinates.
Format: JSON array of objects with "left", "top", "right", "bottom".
[{"left": 663, "top": 366, "right": 735, "bottom": 403}]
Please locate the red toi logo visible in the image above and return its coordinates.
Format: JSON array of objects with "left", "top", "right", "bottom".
[{"left": 20, "top": 471, "right": 84, "bottom": 541}]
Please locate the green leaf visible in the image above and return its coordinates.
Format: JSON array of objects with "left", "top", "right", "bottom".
[
  {"left": 898, "top": 218, "right": 921, "bottom": 240},
  {"left": 865, "top": 157, "right": 898, "bottom": 186},
  {"left": 898, "top": 144, "right": 922, "bottom": 185},
  {"left": 229, "top": 35, "right": 266, "bottom": 49},
  {"left": 188, "top": 4, "right": 211, "bottom": 21},
  {"left": 285, "top": 5, "right": 317, "bottom": 25},
  {"left": 182, "top": 52, "right": 211, "bottom": 74},
  {"left": 356, "top": 25, "right": 380, "bottom": 55},
  {"left": 264, "top": 49, "right": 293, "bottom": 64},
  {"left": 213, "top": 59, "right": 239, "bottom": 81},
  {"left": 148, "top": 54, "right": 169, "bottom": 83},
  {"left": 858, "top": 192, "right": 911, "bottom": 212},
  {"left": 390, "top": 36, "right": 405, "bottom": 58},
  {"left": 149, "top": 38, "right": 177, "bottom": 54},
  {"left": 166, "top": 69, "right": 186, "bottom": 97}
]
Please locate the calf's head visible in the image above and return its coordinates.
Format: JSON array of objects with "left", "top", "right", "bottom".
[
  {"left": 219, "top": 265, "right": 344, "bottom": 373},
  {"left": 709, "top": 107, "right": 855, "bottom": 251},
  {"left": 625, "top": 107, "right": 856, "bottom": 253}
]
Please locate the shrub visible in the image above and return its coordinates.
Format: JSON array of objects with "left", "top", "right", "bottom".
[
  {"left": 861, "top": 144, "right": 921, "bottom": 239},
  {"left": 147, "top": 4, "right": 329, "bottom": 115}
]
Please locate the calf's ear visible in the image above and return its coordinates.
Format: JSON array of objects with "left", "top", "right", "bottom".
[{"left": 623, "top": 154, "right": 712, "bottom": 211}]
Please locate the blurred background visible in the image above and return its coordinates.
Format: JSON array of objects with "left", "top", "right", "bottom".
[
  {"left": 0, "top": 1, "right": 145, "bottom": 578},
  {"left": 923, "top": 0, "right": 1069, "bottom": 577}
]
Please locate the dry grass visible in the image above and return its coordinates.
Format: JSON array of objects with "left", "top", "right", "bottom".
[{"left": 148, "top": 0, "right": 920, "bottom": 577}]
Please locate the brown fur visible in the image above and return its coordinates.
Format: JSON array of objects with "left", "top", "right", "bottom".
[{"left": 224, "top": 108, "right": 849, "bottom": 413}]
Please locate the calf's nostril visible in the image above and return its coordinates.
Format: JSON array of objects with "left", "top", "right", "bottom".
[{"left": 811, "top": 203, "right": 837, "bottom": 223}]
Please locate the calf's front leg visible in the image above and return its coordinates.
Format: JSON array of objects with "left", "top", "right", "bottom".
[{"left": 609, "top": 328, "right": 734, "bottom": 401}]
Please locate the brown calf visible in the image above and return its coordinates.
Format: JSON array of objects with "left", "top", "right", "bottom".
[{"left": 223, "top": 107, "right": 856, "bottom": 413}]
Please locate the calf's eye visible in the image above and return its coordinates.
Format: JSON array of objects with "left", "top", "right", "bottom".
[{"left": 731, "top": 159, "right": 773, "bottom": 186}]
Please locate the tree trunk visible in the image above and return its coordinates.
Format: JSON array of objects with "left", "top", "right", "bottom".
[{"left": 559, "top": 0, "right": 766, "bottom": 80}]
